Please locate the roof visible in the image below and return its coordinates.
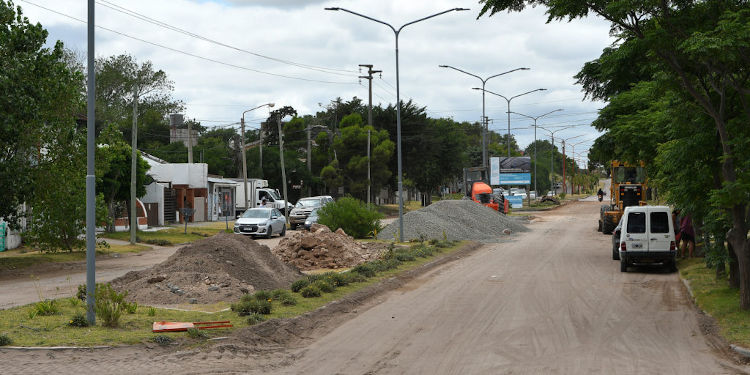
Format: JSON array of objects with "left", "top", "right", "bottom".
[{"left": 207, "top": 177, "right": 238, "bottom": 185}]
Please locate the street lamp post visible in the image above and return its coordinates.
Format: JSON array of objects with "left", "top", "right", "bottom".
[
  {"left": 508, "top": 109, "right": 563, "bottom": 195},
  {"left": 438, "top": 65, "right": 528, "bottom": 171},
  {"left": 472, "top": 88, "right": 546, "bottom": 159},
  {"left": 567, "top": 139, "right": 590, "bottom": 194},
  {"left": 559, "top": 134, "right": 585, "bottom": 195},
  {"left": 326, "top": 6, "right": 468, "bottom": 242},
  {"left": 241, "top": 103, "right": 275, "bottom": 213}
]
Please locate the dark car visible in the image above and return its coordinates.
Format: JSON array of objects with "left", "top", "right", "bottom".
[
  {"left": 289, "top": 196, "right": 333, "bottom": 230},
  {"left": 303, "top": 208, "right": 320, "bottom": 230}
]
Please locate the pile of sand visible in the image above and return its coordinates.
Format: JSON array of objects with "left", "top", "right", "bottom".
[
  {"left": 111, "top": 232, "right": 302, "bottom": 305},
  {"left": 377, "top": 199, "right": 528, "bottom": 242},
  {"left": 272, "top": 224, "right": 384, "bottom": 270}
]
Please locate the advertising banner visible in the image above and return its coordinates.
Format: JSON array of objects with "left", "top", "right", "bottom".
[
  {"left": 506, "top": 195, "right": 523, "bottom": 208},
  {"left": 490, "top": 157, "right": 500, "bottom": 185},
  {"left": 499, "top": 173, "right": 531, "bottom": 185}
]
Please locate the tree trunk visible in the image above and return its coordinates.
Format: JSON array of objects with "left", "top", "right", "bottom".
[
  {"left": 729, "top": 241, "right": 740, "bottom": 289},
  {"left": 728, "top": 205, "right": 750, "bottom": 309}
]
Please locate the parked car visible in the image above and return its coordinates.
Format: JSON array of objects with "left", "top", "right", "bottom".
[
  {"left": 289, "top": 195, "right": 334, "bottom": 229},
  {"left": 617, "top": 205, "right": 677, "bottom": 272},
  {"left": 303, "top": 208, "right": 320, "bottom": 230},
  {"left": 233, "top": 208, "right": 286, "bottom": 238},
  {"left": 529, "top": 190, "right": 537, "bottom": 200}
]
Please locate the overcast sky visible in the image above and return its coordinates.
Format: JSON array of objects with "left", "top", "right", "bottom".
[{"left": 19, "top": 0, "right": 613, "bottom": 164}]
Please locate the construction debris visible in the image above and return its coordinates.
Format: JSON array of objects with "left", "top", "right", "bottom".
[
  {"left": 111, "top": 232, "right": 302, "bottom": 306},
  {"left": 272, "top": 225, "right": 384, "bottom": 270}
]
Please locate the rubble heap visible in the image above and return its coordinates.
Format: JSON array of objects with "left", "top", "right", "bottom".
[{"left": 272, "top": 224, "right": 383, "bottom": 270}]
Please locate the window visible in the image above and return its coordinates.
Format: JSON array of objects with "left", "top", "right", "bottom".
[
  {"left": 626, "top": 212, "right": 646, "bottom": 233},
  {"left": 650, "top": 212, "right": 670, "bottom": 233}
]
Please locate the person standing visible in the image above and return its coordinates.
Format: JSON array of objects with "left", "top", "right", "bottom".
[
  {"left": 260, "top": 198, "right": 268, "bottom": 207},
  {"left": 672, "top": 208, "right": 682, "bottom": 249},
  {"left": 679, "top": 213, "right": 695, "bottom": 258}
]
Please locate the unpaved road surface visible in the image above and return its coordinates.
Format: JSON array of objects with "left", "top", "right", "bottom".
[{"left": 1, "top": 201, "right": 746, "bottom": 374}]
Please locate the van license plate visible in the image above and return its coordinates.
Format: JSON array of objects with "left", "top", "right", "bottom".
[{"left": 632, "top": 242, "right": 643, "bottom": 249}]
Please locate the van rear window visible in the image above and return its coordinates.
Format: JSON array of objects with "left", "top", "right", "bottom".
[
  {"left": 626, "top": 212, "right": 646, "bottom": 233},
  {"left": 650, "top": 212, "right": 670, "bottom": 233}
]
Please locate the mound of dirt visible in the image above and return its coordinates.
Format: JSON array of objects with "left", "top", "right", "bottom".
[
  {"left": 377, "top": 199, "right": 528, "bottom": 242},
  {"left": 111, "top": 232, "right": 302, "bottom": 306},
  {"left": 272, "top": 225, "right": 384, "bottom": 270}
]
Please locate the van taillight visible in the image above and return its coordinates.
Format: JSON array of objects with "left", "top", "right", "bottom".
[
  {"left": 670, "top": 241, "right": 676, "bottom": 251},
  {"left": 620, "top": 241, "right": 626, "bottom": 251}
]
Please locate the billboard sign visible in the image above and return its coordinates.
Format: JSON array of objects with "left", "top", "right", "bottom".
[
  {"left": 490, "top": 157, "right": 500, "bottom": 185},
  {"left": 499, "top": 172, "right": 531, "bottom": 185},
  {"left": 506, "top": 195, "right": 523, "bottom": 208}
]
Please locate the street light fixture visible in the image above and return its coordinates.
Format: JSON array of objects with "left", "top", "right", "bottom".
[
  {"left": 439, "top": 65, "right": 529, "bottom": 171},
  {"left": 241, "top": 103, "right": 275, "bottom": 213},
  {"left": 509, "top": 109, "right": 563, "bottom": 195},
  {"left": 326, "top": 6, "right": 468, "bottom": 242},
  {"left": 472, "top": 87, "right": 546, "bottom": 158}
]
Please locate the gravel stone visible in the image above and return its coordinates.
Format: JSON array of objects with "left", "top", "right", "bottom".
[{"left": 377, "top": 199, "right": 528, "bottom": 242}]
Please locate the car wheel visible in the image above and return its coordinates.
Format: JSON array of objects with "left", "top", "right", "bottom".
[
  {"left": 280, "top": 224, "right": 286, "bottom": 237},
  {"left": 620, "top": 259, "right": 628, "bottom": 272},
  {"left": 265, "top": 226, "right": 273, "bottom": 239},
  {"left": 668, "top": 260, "right": 677, "bottom": 273},
  {"left": 290, "top": 223, "right": 297, "bottom": 230},
  {"left": 598, "top": 220, "right": 602, "bottom": 232}
]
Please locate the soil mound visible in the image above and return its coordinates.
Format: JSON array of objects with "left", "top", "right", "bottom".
[
  {"left": 272, "top": 225, "right": 384, "bottom": 270},
  {"left": 111, "top": 232, "right": 302, "bottom": 305},
  {"left": 377, "top": 199, "right": 528, "bottom": 242}
]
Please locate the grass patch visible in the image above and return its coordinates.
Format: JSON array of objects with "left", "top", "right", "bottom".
[
  {"left": 0, "top": 240, "right": 466, "bottom": 347},
  {"left": 0, "top": 244, "right": 151, "bottom": 271},
  {"left": 99, "top": 226, "right": 230, "bottom": 245},
  {"left": 678, "top": 258, "right": 750, "bottom": 348}
]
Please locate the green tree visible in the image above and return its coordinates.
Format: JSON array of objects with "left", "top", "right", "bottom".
[{"left": 0, "top": 1, "right": 83, "bottom": 229}]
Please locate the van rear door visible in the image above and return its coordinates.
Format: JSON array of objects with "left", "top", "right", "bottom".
[
  {"left": 624, "top": 210, "right": 647, "bottom": 251},
  {"left": 648, "top": 209, "right": 672, "bottom": 252}
]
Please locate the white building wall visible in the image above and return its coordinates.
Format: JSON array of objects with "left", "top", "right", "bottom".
[
  {"left": 148, "top": 163, "right": 207, "bottom": 188},
  {"left": 142, "top": 182, "right": 166, "bottom": 226}
]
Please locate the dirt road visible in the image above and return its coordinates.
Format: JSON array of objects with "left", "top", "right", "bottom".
[{"left": 1, "top": 201, "right": 745, "bottom": 374}]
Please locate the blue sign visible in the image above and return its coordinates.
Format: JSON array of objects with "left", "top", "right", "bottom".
[
  {"left": 499, "top": 173, "right": 531, "bottom": 185},
  {"left": 506, "top": 195, "right": 523, "bottom": 208}
]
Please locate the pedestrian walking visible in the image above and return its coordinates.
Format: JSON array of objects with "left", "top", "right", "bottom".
[{"left": 679, "top": 213, "right": 695, "bottom": 258}]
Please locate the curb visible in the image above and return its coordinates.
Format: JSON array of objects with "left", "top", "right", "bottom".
[
  {"left": 0, "top": 345, "right": 111, "bottom": 351},
  {"left": 680, "top": 273, "right": 750, "bottom": 362}
]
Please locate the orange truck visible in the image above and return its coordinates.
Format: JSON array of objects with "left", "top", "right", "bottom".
[{"left": 471, "top": 182, "right": 499, "bottom": 211}]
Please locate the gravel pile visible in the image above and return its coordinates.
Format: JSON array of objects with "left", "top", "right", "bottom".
[
  {"left": 272, "top": 224, "right": 384, "bottom": 270},
  {"left": 377, "top": 199, "right": 528, "bottom": 242}
]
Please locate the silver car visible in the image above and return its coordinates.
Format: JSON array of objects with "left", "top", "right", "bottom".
[
  {"left": 289, "top": 196, "right": 333, "bottom": 230},
  {"left": 234, "top": 208, "right": 286, "bottom": 238}
]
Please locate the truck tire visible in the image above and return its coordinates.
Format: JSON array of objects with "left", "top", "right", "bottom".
[
  {"left": 612, "top": 244, "right": 620, "bottom": 260},
  {"left": 602, "top": 214, "right": 616, "bottom": 234},
  {"left": 598, "top": 220, "right": 602, "bottom": 232}
]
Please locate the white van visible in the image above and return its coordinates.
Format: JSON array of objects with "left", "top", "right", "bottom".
[{"left": 617, "top": 205, "right": 677, "bottom": 272}]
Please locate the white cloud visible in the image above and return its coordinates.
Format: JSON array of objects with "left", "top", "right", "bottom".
[{"left": 20, "top": 0, "right": 614, "bottom": 159}]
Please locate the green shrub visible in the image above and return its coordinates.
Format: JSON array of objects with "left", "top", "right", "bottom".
[
  {"left": 352, "top": 263, "right": 377, "bottom": 278},
  {"left": 149, "top": 335, "right": 174, "bottom": 346},
  {"left": 95, "top": 283, "right": 128, "bottom": 327},
  {"left": 313, "top": 280, "right": 335, "bottom": 293},
  {"left": 147, "top": 307, "right": 156, "bottom": 317},
  {"left": 124, "top": 301, "right": 138, "bottom": 314},
  {"left": 395, "top": 252, "right": 416, "bottom": 262},
  {"left": 253, "top": 290, "right": 273, "bottom": 302},
  {"left": 300, "top": 285, "right": 321, "bottom": 298},
  {"left": 246, "top": 313, "right": 266, "bottom": 325},
  {"left": 317, "top": 197, "right": 384, "bottom": 238},
  {"left": 291, "top": 279, "right": 310, "bottom": 293},
  {"left": 0, "top": 333, "right": 12, "bottom": 346},
  {"left": 67, "top": 313, "right": 89, "bottom": 327},
  {"left": 68, "top": 297, "right": 82, "bottom": 308},
  {"left": 186, "top": 328, "right": 208, "bottom": 339},
  {"left": 34, "top": 299, "right": 59, "bottom": 316},
  {"left": 344, "top": 271, "right": 367, "bottom": 283},
  {"left": 559, "top": 193, "right": 567, "bottom": 199},
  {"left": 279, "top": 293, "right": 297, "bottom": 306},
  {"left": 271, "top": 289, "right": 291, "bottom": 300},
  {"left": 231, "top": 298, "right": 272, "bottom": 316},
  {"left": 77, "top": 284, "right": 87, "bottom": 301}
]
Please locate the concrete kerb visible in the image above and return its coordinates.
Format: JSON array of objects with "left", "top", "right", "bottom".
[{"left": 681, "top": 274, "right": 750, "bottom": 362}]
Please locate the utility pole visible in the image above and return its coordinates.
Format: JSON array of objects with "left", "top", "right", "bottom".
[
  {"left": 85, "top": 0, "right": 96, "bottom": 325},
  {"left": 367, "top": 129, "right": 371, "bottom": 205},
  {"left": 359, "top": 64, "right": 381, "bottom": 127},
  {"left": 359, "top": 64, "right": 380, "bottom": 205},
  {"left": 240, "top": 116, "right": 248, "bottom": 209},
  {"left": 130, "top": 92, "right": 138, "bottom": 245},
  {"left": 187, "top": 118, "right": 193, "bottom": 163},
  {"left": 278, "top": 115, "right": 289, "bottom": 225},
  {"left": 259, "top": 125, "right": 263, "bottom": 179},
  {"left": 307, "top": 123, "right": 312, "bottom": 197},
  {"left": 562, "top": 140, "right": 566, "bottom": 195}
]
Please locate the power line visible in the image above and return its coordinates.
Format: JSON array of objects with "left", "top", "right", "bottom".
[
  {"left": 20, "top": 0, "right": 358, "bottom": 85},
  {"left": 95, "top": 0, "right": 358, "bottom": 76}
]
